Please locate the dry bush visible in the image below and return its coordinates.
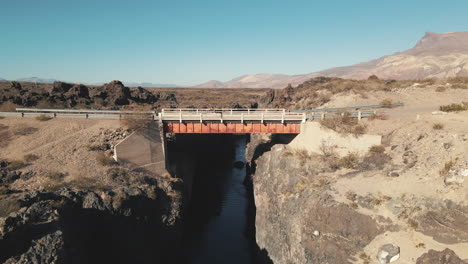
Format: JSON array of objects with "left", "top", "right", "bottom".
[
  {"left": 319, "top": 140, "right": 337, "bottom": 158},
  {"left": 13, "top": 126, "right": 38, "bottom": 136},
  {"left": 0, "top": 116, "right": 4, "bottom": 119},
  {"left": 339, "top": 153, "right": 359, "bottom": 169},
  {"left": 415, "top": 243, "right": 426, "bottom": 249},
  {"left": 369, "top": 145, "right": 385, "bottom": 154},
  {"left": 439, "top": 102, "right": 468, "bottom": 112},
  {"left": 360, "top": 153, "right": 391, "bottom": 170},
  {"left": 6, "top": 160, "right": 25, "bottom": 170},
  {"left": 35, "top": 114, "right": 53, "bottom": 121},
  {"left": 23, "top": 154, "right": 39, "bottom": 162},
  {"left": 408, "top": 219, "right": 419, "bottom": 229},
  {"left": 96, "top": 153, "right": 116, "bottom": 166},
  {"left": 359, "top": 252, "right": 371, "bottom": 264},
  {"left": 435, "top": 86, "right": 446, "bottom": 92},
  {"left": 87, "top": 143, "right": 101, "bottom": 151},
  {"left": 45, "top": 171, "right": 65, "bottom": 181},
  {"left": 367, "top": 113, "right": 388, "bottom": 120},
  {"left": 380, "top": 99, "right": 393, "bottom": 108},
  {"left": 120, "top": 115, "right": 151, "bottom": 131},
  {"left": 440, "top": 159, "right": 456, "bottom": 176},
  {"left": 432, "top": 123, "right": 444, "bottom": 130},
  {"left": 107, "top": 167, "right": 130, "bottom": 184},
  {"left": 320, "top": 112, "right": 367, "bottom": 136},
  {"left": 294, "top": 149, "right": 312, "bottom": 166}
]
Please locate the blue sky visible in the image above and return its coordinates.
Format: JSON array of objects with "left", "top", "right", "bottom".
[{"left": 1, "top": 0, "right": 467, "bottom": 85}]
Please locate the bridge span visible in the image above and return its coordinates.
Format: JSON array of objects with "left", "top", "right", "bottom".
[{"left": 159, "top": 109, "right": 304, "bottom": 134}]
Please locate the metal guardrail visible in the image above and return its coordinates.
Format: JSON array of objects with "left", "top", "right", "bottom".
[
  {"left": 0, "top": 106, "right": 390, "bottom": 122},
  {"left": 291, "top": 102, "right": 403, "bottom": 113}
]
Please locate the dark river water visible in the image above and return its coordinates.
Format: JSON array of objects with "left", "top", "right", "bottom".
[{"left": 181, "top": 135, "right": 256, "bottom": 264}]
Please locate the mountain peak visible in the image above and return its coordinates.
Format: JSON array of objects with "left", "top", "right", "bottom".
[{"left": 408, "top": 31, "right": 468, "bottom": 55}]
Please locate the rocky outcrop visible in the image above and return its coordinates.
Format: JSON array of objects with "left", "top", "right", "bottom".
[
  {"left": 0, "top": 177, "right": 184, "bottom": 263},
  {"left": 416, "top": 248, "right": 467, "bottom": 264},
  {"left": 0, "top": 80, "right": 173, "bottom": 109},
  {"left": 248, "top": 138, "right": 382, "bottom": 264}
]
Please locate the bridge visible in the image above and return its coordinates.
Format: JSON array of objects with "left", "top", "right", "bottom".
[
  {"left": 0, "top": 105, "right": 395, "bottom": 174},
  {"left": 3, "top": 105, "right": 392, "bottom": 135}
]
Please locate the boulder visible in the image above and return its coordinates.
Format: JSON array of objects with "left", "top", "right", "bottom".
[
  {"left": 10, "top": 81, "right": 22, "bottom": 90},
  {"left": 377, "top": 244, "right": 400, "bottom": 264},
  {"left": 50, "top": 81, "right": 73, "bottom": 94},
  {"left": 65, "top": 84, "right": 89, "bottom": 98},
  {"left": 444, "top": 161, "right": 468, "bottom": 186},
  {"left": 129, "top": 87, "right": 158, "bottom": 104},
  {"left": 416, "top": 248, "right": 467, "bottom": 264},
  {"left": 102, "top": 80, "right": 131, "bottom": 105}
]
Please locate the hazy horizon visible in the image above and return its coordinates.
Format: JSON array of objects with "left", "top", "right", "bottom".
[{"left": 2, "top": 0, "right": 468, "bottom": 85}]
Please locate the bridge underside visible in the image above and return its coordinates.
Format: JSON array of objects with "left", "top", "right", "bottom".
[{"left": 164, "top": 122, "right": 300, "bottom": 134}]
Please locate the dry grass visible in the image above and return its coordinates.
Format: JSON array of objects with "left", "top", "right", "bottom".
[
  {"left": 294, "top": 149, "right": 312, "bottom": 166},
  {"left": 440, "top": 159, "right": 456, "bottom": 176},
  {"left": 360, "top": 152, "right": 391, "bottom": 170},
  {"left": 35, "top": 114, "right": 53, "bottom": 121},
  {"left": 367, "top": 113, "right": 388, "bottom": 120},
  {"left": 120, "top": 115, "right": 151, "bottom": 131},
  {"left": 435, "top": 86, "right": 447, "bottom": 92},
  {"left": 13, "top": 126, "right": 38, "bottom": 136},
  {"left": 439, "top": 102, "right": 468, "bottom": 112},
  {"left": 6, "top": 160, "right": 25, "bottom": 170},
  {"left": 358, "top": 252, "right": 371, "bottom": 264},
  {"left": 415, "top": 242, "right": 426, "bottom": 249},
  {"left": 96, "top": 152, "right": 116, "bottom": 166},
  {"left": 432, "top": 123, "right": 444, "bottom": 130},
  {"left": 339, "top": 152, "right": 359, "bottom": 169},
  {"left": 23, "top": 154, "right": 39, "bottom": 162},
  {"left": 380, "top": 98, "right": 393, "bottom": 108},
  {"left": 408, "top": 219, "right": 419, "bottom": 229},
  {"left": 320, "top": 112, "right": 367, "bottom": 136},
  {"left": 369, "top": 145, "right": 385, "bottom": 154}
]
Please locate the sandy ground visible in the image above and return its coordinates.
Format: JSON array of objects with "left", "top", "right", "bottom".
[
  {"left": 0, "top": 116, "right": 122, "bottom": 190},
  {"left": 320, "top": 87, "right": 468, "bottom": 263}
]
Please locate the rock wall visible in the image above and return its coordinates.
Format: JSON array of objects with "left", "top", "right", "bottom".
[
  {"left": 0, "top": 178, "right": 184, "bottom": 263},
  {"left": 247, "top": 137, "right": 382, "bottom": 264}
]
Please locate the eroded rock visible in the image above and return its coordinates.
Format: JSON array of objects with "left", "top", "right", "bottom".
[
  {"left": 416, "top": 248, "right": 467, "bottom": 264},
  {"left": 376, "top": 244, "right": 400, "bottom": 264}
]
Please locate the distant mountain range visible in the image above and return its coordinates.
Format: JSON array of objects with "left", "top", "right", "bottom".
[
  {"left": 0, "top": 77, "right": 179, "bottom": 88},
  {"left": 195, "top": 31, "right": 468, "bottom": 88}
]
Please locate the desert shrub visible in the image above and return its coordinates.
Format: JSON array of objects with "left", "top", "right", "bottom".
[
  {"left": 35, "top": 114, "right": 53, "bottom": 121},
  {"left": 13, "top": 126, "right": 38, "bottom": 136},
  {"left": 120, "top": 115, "right": 151, "bottom": 131},
  {"left": 380, "top": 99, "right": 393, "bottom": 108},
  {"left": 96, "top": 153, "right": 116, "bottom": 166},
  {"left": 408, "top": 219, "right": 419, "bottom": 229},
  {"left": 367, "top": 113, "right": 388, "bottom": 120},
  {"left": 6, "top": 160, "right": 25, "bottom": 170},
  {"left": 360, "top": 153, "right": 391, "bottom": 170},
  {"left": 440, "top": 159, "right": 456, "bottom": 176},
  {"left": 294, "top": 149, "right": 312, "bottom": 166},
  {"left": 435, "top": 86, "right": 446, "bottom": 92},
  {"left": 432, "top": 123, "right": 444, "bottom": 130},
  {"left": 320, "top": 112, "right": 367, "bottom": 136},
  {"left": 45, "top": 171, "right": 65, "bottom": 181},
  {"left": 0, "top": 116, "right": 4, "bottom": 119},
  {"left": 339, "top": 153, "right": 359, "bottom": 169},
  {"left": 107, "top": 167, "right": 129, "bottom": 184},
  {"left": 439, "top": 102, "right": 468, "bottom": 112},
  {"left": 0, "top": 124, "right": 8, "bottom": 130},
  {"left": 369, "top": 145, "right": 385, "bottom": 154},
  {"left": 415, "top": 243, "right": 426, "bottom": 249},
  {"left": 87, "top": 144, "right": 101, "bottom": 151},
  {"left": 319, "top": 140, "right": 337, "bottom": 158},
  {"left": 23, "top": 154, "right": 39, "bottom": 162}
]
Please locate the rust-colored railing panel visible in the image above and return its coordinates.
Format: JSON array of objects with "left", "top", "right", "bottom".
[{"left": 164, "top": 122, "right": 300, "bottom": 134}]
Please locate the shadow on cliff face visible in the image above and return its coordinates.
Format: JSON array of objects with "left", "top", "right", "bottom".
[
  {"left": 248, "top": 134, "right": 297, "bottom": 174},
  {"left": 0, "top": 182, "right": 183, "bottom": 264}
]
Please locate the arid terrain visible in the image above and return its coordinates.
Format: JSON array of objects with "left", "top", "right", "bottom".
[
  {"left": 195, "top": 32, "right": 468, "bottom": 88},
  {"left": 1, "top": 76, "right": 467, "bottom": 263}
]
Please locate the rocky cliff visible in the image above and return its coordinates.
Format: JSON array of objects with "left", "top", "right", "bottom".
[
  {"left": 247, "top": 124, "right": 468, "bottom": 264},
  {"left": 0, "top": 161, "right": 184, "bottom": 264}
]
